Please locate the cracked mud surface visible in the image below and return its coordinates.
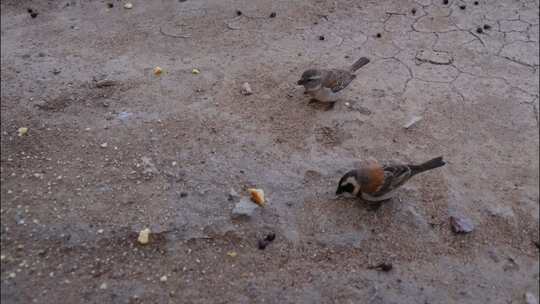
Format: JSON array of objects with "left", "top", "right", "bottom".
[{"left": 1, "top": 0, "right": 539, "bottom": 303}]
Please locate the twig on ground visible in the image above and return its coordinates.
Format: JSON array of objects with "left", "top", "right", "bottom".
[{"left": 159, "top": 26, "right": 192, "bottom": 38}]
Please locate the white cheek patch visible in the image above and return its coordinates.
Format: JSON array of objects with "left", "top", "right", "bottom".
[{"left": 343, "top": 177, "right": 360, "bottom": 196}]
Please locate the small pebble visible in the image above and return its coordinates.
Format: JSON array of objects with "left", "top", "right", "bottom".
[
  {"left": 476, "top": 27, "right": 483, "bottom": 34},
  {"left": 450, "top": 215, "right": 475, "bottom": 233},
  {"left": 100, "top": 143, "right": 108, "bottom": 148},
  {"left": 372, "top": 263, "right": 393, "bottom": 272},
  {"left": 483, "top": 24, "right": 491, "bottom": 30},
  {"left": 525, "top": 293, "right": 538, "bottom": 304},
  {"left": 123, "top": 2, "right": 133, "bottom": 9},
  {"left": 30, "top": 12, "right": 38, "bottom": 18},
  {"left": 269, "top": 12, "right": 276, "bottom": 18},
  {"left": 459, "top": 5, "right": 466, "bottom": 10},
  {"left": 99, "top": 282, "right": 108, "bottom": 289},
  {"left": 318, "top": 35, "right": 325, "bottom": 41},
  {"left": 258, "top": 239, "right": 269, "bottom": 250},
  {"left": 376, "top": 33, "right": 382, "bottom": 38},
  {"left": 227, "top": 251, "right": 237, "bottom": 257},
  {"left": 236, "top": 10, "right": 242, "bottom": 16},
  {"left": 241, "top": 82, "right": 253, "bottom": 95},
  {"left": 160, "top": 275, "right": 168, "bottom": 282},
  {"left": 191, "top": 68, "right": 200, "bottom": 74},
  {"left": 107, "top": 3, "right": 114, "bottom": 8},
  {"left": 411, "top": 8, "right": 416, "bottom": 15},
  {"left": 443, "top": 0, "right": 448, "bottom": 4},
  {"left": 473, "top": 1, "right": 479, "bottom": 5},
  {"left": 265, "top": 233, "right": 276, "bottom": 242}
]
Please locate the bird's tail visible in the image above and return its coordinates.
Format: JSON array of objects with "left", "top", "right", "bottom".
[
  {"left": 349, "top": 57, "right": 370, "bottom": 72},
  {"left": 409, "top": 156, "right": 445, "bottom": 176}
]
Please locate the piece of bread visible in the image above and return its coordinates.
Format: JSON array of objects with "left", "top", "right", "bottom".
[
  {"left": 137, "top": 228, "right": 151, "bottom": 245},
  {"left": 247, "top": 188, "right": 265, "bottom": 207}
]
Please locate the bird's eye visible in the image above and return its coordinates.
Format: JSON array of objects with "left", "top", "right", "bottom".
[{"left": 341, "top": 183, "right": 354, "bottom": 193}]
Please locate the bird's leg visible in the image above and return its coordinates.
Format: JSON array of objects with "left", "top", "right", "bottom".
[
  {"left": 324, "top": 101, "right": 337, "bottom": 111},
  {"left": 367, "top": 201, "right": 384, "bottom": 211}
]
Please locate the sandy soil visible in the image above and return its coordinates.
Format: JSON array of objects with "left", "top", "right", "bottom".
[{"left": 1, "top": 0, "right": 539, "bottom": 303}]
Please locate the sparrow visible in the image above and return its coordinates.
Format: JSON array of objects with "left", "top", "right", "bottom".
[
  {"left": 297, "top": 57, "right": 370, "bottom": 107},
  {"left": 336, "top": 156, "right": 446, "bottom": 202}
]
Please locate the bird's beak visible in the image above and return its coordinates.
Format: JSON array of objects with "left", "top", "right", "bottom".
[{"left": 297, "top": 79, "right": 305, "bottom": 85}]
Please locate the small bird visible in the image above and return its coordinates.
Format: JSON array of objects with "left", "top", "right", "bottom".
[
  {"left": 336, "top": 156, "right": 446, "bottom": 202},
  {"left": 297, "top": 57, "right": 370, "bottom": 108}
]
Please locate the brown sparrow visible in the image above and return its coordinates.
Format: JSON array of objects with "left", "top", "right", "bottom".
[
  {"left": 297, "top": 57, "right": 370, "bottom": 107},
  {"left": 336, "top": 156, "right": 446, "bottom": 202}
]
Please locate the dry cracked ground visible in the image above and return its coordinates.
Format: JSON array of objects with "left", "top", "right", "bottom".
[{"left": 1, "top": 0, "right": 539, "bottom": 303}]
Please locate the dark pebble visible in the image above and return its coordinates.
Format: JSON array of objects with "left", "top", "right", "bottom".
[
  {"left": 27, "top": 8, "right": 33, "bottom": 13},
  {"left": 376, "top": 263, "right": 393, "bottom": 272},
  {"left": 236, "top": 10, "right": 242, "bottom": 16},
  {"left": 269, "top": 12, "right": 276, "bottom": 18},
  {"left": 473, "top": 1, "right": 479, "bottom": 5},
  {"left": 318, "top": 35, "right": 325, "bottom": 41},
  {"left": 30, "top": 12, "right": 38, "bottom": 18},
  {"left": 180, "top": 192, "right": 188, "bottom": 198},
  {"left": 443, "top": 0, "right": 449, "bottom": 4},
  {"left": 411, "top": 8, "right": 417, "bottom": 15},
  {"left": 258, "top": 239, "right": 269, "bottom": 250},
  {"left": 459, "top": 5, "right": 466, "bottom": 10},
  {"left": 483, "top": 24, "right": 491, "bottom": 30},
  {"left": 450, "top": 215, "right": 475, "bottom": 233},
  {"left": 376, "top": 33, "right": 382, "bottom": 38},
  {"left": 265, "top": 233, "right": 276, "bottom": 242},
  {"left": 476, "top": 27, "right": 483, "bottom": 34},
  {"left": 107, "top": 3, "right": 114, "bottom": 8}
]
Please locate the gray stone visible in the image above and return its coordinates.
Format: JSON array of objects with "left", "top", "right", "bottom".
[
  {"left": 450, "top": 215, "right": 474, "bottom": 234},
  {"left": 117, "top": 111, "right": 133, "bottom": 121},
  {"left": 415, "top": 50, "right": 453, "bottom": 65},
  {"left": 403, "top": 115, "right": 423, "bottom": 129},
  {"left": 525, "top": 292, "right": 538, "bottom": 304},
  {"left": 231, "top": 197, "right": 259, "bottom": 218}
]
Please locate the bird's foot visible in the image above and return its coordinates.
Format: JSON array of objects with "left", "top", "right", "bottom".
[
  {"left": 324, "top": 101, "right": 337, "bottom": 111},
  {"left": 367, "top": 201, "right": 384, "bottom": 211}
]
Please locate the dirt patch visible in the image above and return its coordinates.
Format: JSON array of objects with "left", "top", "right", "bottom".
[{"left": 1, "top": 0, "right": 539, "bottom": 303}]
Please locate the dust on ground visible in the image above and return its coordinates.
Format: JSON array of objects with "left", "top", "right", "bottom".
[{"left": 1, "top": 0, "right": 539, "bottom": 303}]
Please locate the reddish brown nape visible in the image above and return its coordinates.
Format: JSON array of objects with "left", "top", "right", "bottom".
[{"left": 363, "top": 160, "right": 385, "bottom": 194}]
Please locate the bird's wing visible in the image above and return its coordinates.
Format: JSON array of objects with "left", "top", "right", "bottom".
[
  {"left": 322, "top": 69, "right": 356, "bottom": 93},
  {"left": 372, "top": 162, "right": 412, "bottom": 195}
]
